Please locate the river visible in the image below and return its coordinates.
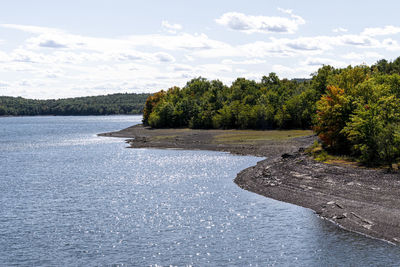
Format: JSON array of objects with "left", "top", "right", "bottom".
[{"left": 1, "top": 115, "right": 399, "bottom": 266}]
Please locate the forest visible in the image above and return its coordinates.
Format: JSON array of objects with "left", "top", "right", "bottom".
[
  {"left": 143, "top": 57, "right": 400, "bottom": 166},
  {"left": 0, "top": 93, "right": 150, "bottom": 116}
]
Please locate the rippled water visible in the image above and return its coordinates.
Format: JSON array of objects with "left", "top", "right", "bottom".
[{"left": 1, "top": 115, "right": 400, "bottom": 266}]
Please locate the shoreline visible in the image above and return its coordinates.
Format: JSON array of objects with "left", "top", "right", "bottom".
[
  {"left": 99, "top": 124, "right": 400, "bottom": 245},
  {"left": 0, "top": 114, "right": 141, "bottom": 118}
]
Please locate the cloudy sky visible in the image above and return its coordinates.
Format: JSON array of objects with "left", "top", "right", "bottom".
[{"left": 1, "top": 0, "right": 400, "bottom": 99}]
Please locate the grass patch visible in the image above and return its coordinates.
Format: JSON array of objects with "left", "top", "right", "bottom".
[
  {"left": 306, "top": 140, "right": 357, "bottom": 165},
  {"left": 306, "top": 141, "right": 400, "bottom": 171},
  {"left": 152, "top": 135, "right": 177, "bottom": 141},
  {"left": 214, "top": 129, "right": 313, "bottom": 144}
]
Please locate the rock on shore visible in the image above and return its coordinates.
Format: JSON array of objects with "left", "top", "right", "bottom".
[{"left": 235, "top": 151, "right": 400, "bottom": 245}]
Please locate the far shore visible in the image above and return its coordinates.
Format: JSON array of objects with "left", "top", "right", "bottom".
[
  {"left": 99, "top": 124, "right": 400, "bottom": 245},
  {"left": 0, "top": 114, "right": 141, "bottom": 117}
]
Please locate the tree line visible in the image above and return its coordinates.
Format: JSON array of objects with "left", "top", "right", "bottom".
[
  {"left": 143, "top": 57, "right": 400, "bottom": 166},
  {"left": 0, "top": 93, "right": 150, "bottom": 116}
]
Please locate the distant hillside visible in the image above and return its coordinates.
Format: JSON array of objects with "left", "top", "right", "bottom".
[
  {"left": 0, "top": 93, "right": 150, "bottom": 116},
  {"left": 291, "top": 78, "right": 311, "bottom": 83}
]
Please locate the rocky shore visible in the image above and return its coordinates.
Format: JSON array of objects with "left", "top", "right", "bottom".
[{"left": 99, "top": 124, "right": 400, "bottom": 245}]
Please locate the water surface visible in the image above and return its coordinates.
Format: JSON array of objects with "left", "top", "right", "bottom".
[{"left": 1, "top": 116, "right": 399, "bottom": 266}]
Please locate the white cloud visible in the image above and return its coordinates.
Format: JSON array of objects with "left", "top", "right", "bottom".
[
  {"left": 2, "top": 24, "right": 221, "bottom": 54},
  {"left": 0, "top": 60, "right": 36, "bottom": 72},
  {"left": 198, "top": 63, "right": 232, "bottom": 73},
  {"left": 277, "top": 7, "right": 305, "bottom": 25},
  {"left": 382, "top": 38, "right": 400, "bottom": 51},
  {"left": 215, "top": 9, "right": 305, "bottom": 34},
  {"left": 154, "top": 52, "right": 175, "bottom": 62},
  {"left": 192, "top": 45, "right": 242, "bottom": 58},
  {"left": 238, "top": 71, "right": 269, "bottom": 81},
  {"left": 302, "top": 57, "right": 347, "bottom": 68},
  {"left": 341, "top": 51, "right": 384, "bottom": 60},
  {"left": 283, "top": 36, "right": 331, "bottom": 51},
  {"left": 1, "top": 23, "right": 62, "bottom": 34},
  {"left": 235, "top": 68, "right": 247, "bottom": 73},
  {"left": 117, "top": 50, "right": 146, "bottom": 62},
  {"left": 8, "top": 23, "right": 382, "bottom": 63},
  {"left": 168, "top": 64, "right": 193, "bottom": 72},
  {"left": 161, "top": 20, "right": 183, "bottom": 33},
  {"left": 126, "top": 33, "right": 229, "bottom": 51},
  {"left": 221, "top": 59, "right": 266, "bottom": 65},
  {"left": 0, "top": 21, "right": 399, "bottom": 99},
  {"left": 362, "top": 25, "right": 400, "bottom": 36},
  {"left": 277, "top": 8, "right": 293, "bottom": 15},
  {"left": 339, "top": 34, "right": 379, "bottom": 47},
  {"left": 193, "top": 36, "right": 334, "bottom": 59},
  {"left": 0, "top": 50, "right": 10, "bottom": 62},
  {"left": 333, "top": 27, "right": 348, "bottom": 33},
  {"left": 193, "top": 33, "right": 386, "bottom": 60},
  {"left": 11, "top": 48, "right": 45, "bottom": 63},
  {"left": 272, "top": 64, "right": 315, "bottom": 78},
  {"left": 0, "top": 81, "right": 9, "bottom": 87},
  {"left": 39, "top": 40, "right": 68, "bottom": 48}
]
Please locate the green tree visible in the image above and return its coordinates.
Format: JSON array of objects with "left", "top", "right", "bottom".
[{"left": 342, "top": 95, "right": 400, "bottom": 165}]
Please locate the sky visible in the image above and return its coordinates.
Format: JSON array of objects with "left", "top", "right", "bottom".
[{"left": 1, "top": 0, "right": 400, "bottom": 99}]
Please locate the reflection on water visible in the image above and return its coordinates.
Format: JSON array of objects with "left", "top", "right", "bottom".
[{"left": 0, "top": 116, "right": 399, "bottom": 266}]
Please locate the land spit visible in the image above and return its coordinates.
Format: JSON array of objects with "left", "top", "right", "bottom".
[{"left": 99, "top": 124, "right": 400, "bottom": 245}]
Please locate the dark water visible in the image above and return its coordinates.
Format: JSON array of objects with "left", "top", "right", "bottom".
[{"left": 1, "top": 116, "right": 400, "bottom": 266}]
